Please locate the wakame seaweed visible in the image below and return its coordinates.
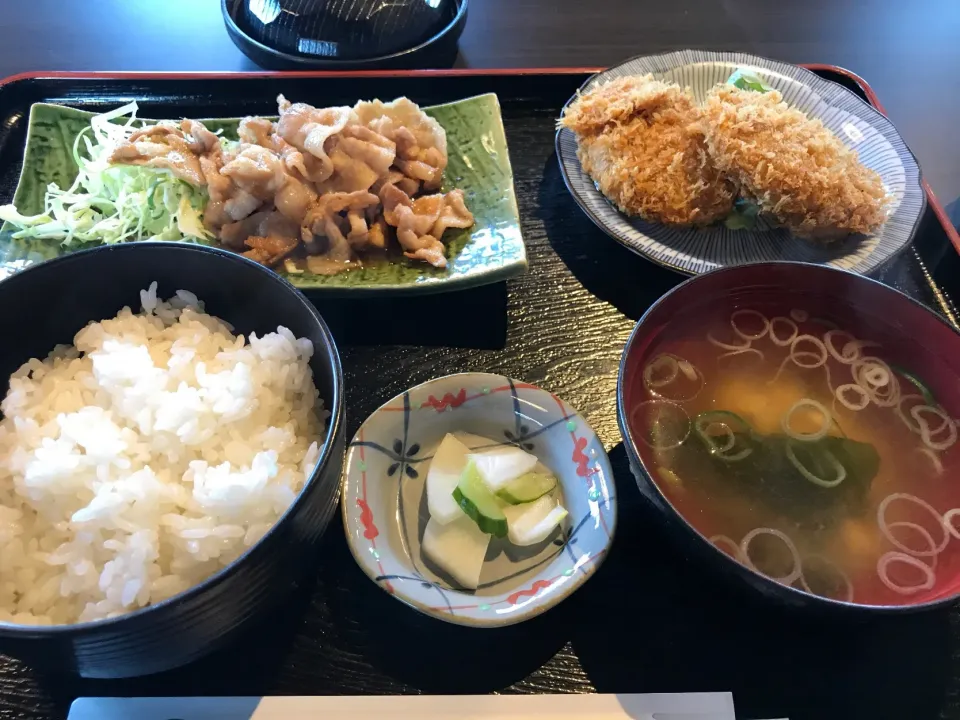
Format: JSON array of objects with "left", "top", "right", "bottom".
[{"left": 677, "top": 412, "right": 881, "bottom": 525}]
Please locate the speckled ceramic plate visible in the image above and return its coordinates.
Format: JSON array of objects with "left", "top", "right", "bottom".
[
  {"left": 0, "top": 94, "right": 525, "bottom": 294},
  {"left": 340, "top": 373, "right": 616, "bottom": 627},
  {"left": 556, "top": 50, "right": 925, "bottom": 276}
]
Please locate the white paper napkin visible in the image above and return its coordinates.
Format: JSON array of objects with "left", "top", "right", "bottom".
[{"left": 68, "top": 692, "right": 737, "bottom": 720}]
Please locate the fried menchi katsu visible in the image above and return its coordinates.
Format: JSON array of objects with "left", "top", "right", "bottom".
[
  {"left": 702, "top": 85, "right": 890, "bottom": 241},
  {"left": 561, "top": 75, "right": 734, "bottom": 226}
]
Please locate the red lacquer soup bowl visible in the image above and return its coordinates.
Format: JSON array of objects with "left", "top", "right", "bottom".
[{"left": 617, "top": 261, "right": 960, "bottom": 613}]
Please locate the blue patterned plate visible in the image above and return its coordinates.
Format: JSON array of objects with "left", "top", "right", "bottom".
[
  {"left": 556, "top": 50, "right": 925, "bottom": 276},
  {"left": 340, "top": 373, "right": 616, "bottom": 627}
]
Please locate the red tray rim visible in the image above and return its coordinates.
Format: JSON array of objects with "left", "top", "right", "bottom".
[{"left": 1, "top": 64, "right": 956, "bottom": 255}]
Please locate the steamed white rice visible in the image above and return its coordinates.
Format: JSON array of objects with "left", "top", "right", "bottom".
[{"left": 0, "top": 283, "right": 324, "bottom": 625}]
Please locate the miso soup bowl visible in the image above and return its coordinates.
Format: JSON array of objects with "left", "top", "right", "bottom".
[{"left": 617, "top": 261, "right": 960, "bottom": 614}]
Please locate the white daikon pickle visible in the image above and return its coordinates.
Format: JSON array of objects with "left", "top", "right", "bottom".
[
  {"left": 502, "top": 495, "right": 569, "bottom": 546},
  {"left": 426, "top": 433, "right": 471, "bottom": 524},
  {"left": 422, "top": 516, "right": 492, "bottom": 589},
  {"left": 468, "top": 447, "right": 538, "bottom": 491},
  {"left": 453, "top": 432, "right": 500, "bottom": 450}
]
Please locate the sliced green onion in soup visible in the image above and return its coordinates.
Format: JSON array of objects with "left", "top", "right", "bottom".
[
  {"left": 877, "top": 551, "right": 936, "bottom": 596},
  {"left": 695, "top": 410, "right": 753, "bottom": 432},
  {"left": 823, "top": 329, "right": 866, "bottom": 365},
  {"left": 891, "top": 364, "right": 937, "bottom": 406},
  {"left": 786, "top": 441, "right": 848, "bottom": 489},
  {"left": 632, "top": 400, "right": 690, "bottom": 451},
  {"left": 835, "top": 383, "right": 870, "bottom": 411},
  {"left": 643, "top": 354, "right": 679, "bottom": 389},
  {"left": 718, "top": 347, "right": 765, "bottom": 363},
  {"left": 641, "top": 354, "right": 704, "bottom": 401},
  {"left": 739, "top": 527, "right": 803, "bottom": 586},
  {"left": 781, "top": 398, "right": 832, "bottom": 442},
  {"left": 896, "top": 394, "right": 928, "bottom": 434},
  {"left": 877, "top": 492, "right": 950, "bottom": 557},
  {"left": 799, "top": 555, "right": 854, "bottom": 603},
  {"left": 910, "top": 405, "right": 958, "bottom": 451},
  {"left": 851, "top": 357, "right": 901, "bottom": 407},
  {"left": 729, "top": 310, "right": 770, "bottom": 342},
  {"left": 944, "top": 509, "right": 960, "bottom": 541},
  {"left": 917, "top": 447, "right": 944, "bottom": 476},
  {"left": 769, "top": 316, "right": 799, "bottom": 347},
  {"left": 693, "top": 411, "right": 754, "bottom": 461},
  {"left": 790, "top": 335, "right": 828, "bottom": 367}
]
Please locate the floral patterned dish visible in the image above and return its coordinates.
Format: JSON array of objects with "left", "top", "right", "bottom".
[{"left": 341, "top": 372, "right": 616, "bottom": 626}]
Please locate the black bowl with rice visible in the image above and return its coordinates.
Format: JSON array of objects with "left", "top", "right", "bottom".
[{"left": 0, "top": 242, "right": 344, "bottom": 677}]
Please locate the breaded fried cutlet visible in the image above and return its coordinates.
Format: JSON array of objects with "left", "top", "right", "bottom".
[
  {"left": 561, "top": 75, "right": 735, "bottom": 226},
  {"left": 702, "top": 85, "right": 890, "bottom": 241}
]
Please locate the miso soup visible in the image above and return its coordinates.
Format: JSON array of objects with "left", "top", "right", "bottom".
[{"left": 626, "top": 301, "right": 960, "bottom": 605}]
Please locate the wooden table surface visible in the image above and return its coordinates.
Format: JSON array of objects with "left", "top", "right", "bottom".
[{"left": 2, "top": 2, "right": 960, "bottom": 719}]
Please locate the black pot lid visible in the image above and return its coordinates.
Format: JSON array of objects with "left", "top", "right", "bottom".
[{"left": 223, "top": 0, "right": 468, "bottom": 69}]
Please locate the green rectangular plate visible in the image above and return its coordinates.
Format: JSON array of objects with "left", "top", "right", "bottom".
[{"left": 0, "top": 94, "right": 526, "bottom": 295}]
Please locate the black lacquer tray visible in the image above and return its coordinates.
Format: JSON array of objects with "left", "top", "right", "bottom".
[{"left": 0, "top": 67, "right": 958, "bottom": 720}]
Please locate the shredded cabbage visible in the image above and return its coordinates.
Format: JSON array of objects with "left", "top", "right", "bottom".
[
  {"left": 0, "top": 101, "right": 214, "bottom": 246},
  {"left": 727, "top": 68, "right": 773, "bottom": 94}
]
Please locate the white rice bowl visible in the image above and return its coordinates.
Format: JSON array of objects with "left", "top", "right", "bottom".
[{"left": 0, "top": 282, "right": 325, "bottom": 625}]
